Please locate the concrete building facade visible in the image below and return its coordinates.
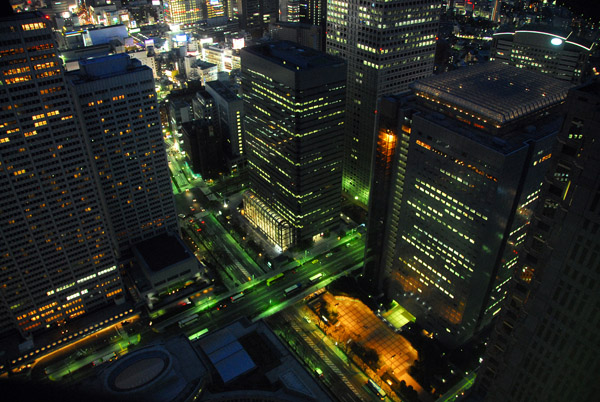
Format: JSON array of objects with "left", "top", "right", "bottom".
[
  {"left": 475, "top": 81, "right": 600, "bottom": 402},
  {"left": 0, "top": 13, "right": 123, "bottom": 335},
  {"left": 377, "top": 63, "right": 573, "bottom": 346},
  {"left": 326, "top": 0, "right": 441, "bottom": 205},
  {"left": 66, "top": 54, "right": 178, "bottom": 261}
]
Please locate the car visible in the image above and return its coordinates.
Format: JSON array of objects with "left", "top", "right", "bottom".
[
  {"left": 178, "top": 214, "right": 186, "bottom": 219},
  {"left": 216, "top": 303, "right": 227, "bottom": 311},
  {"left": 312, "top": 259, "right": 319, "bottom": 264},
  {"left": 325, "top": 252, "right": 333, "bottom": 258}
]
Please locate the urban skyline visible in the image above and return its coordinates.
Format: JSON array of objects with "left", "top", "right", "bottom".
[{"left": 0, "top": 2, "right": 599, "bottom": 401}]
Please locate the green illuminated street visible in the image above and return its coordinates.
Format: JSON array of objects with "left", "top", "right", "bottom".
[{"left": 436, "top": 371, "right": 476, "bottom": 402}]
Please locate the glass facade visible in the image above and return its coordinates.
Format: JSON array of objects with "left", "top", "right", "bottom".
[{"left": 241, "top": 42, "right": 346, "bottom": 247}]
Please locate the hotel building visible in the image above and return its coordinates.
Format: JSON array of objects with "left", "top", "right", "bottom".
[
  {"left": 66, "top": 54, "right": 179, "bottom": 262},
  {"left": 0, "top": 13, "right": 123, "bottom": 335}
]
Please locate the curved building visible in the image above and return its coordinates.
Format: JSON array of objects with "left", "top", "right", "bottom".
[
  {"left": 491, "top": 25, "right": 595, "bottom": 83},
  {"left": 95, "top": 336, "right": 207, "bottom": 401}
]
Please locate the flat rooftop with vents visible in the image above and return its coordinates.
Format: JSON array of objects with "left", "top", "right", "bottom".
[
  {"left": 132, "top": 233, "right": 200, "bottom": 293},
  {"left": 411, "top": 62, "right": 573, "bottom": 128}
]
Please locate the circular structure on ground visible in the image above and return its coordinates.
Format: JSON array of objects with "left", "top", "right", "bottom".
[
  {"left": 106, "top": 349, "right": 170, "bottom": 392},
  {"left": 113, "top": 357, "right": 166, "bottom": 390}
]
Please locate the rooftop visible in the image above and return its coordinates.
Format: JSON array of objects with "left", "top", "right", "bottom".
[
  {"left": 411, "top": 62, "right": 573, "bottom": 125},
  {"left": 95, "top": 336, "right": 207, "bottom": 401},
  {"left": 134, "top": 233, "right": 192, "bottom": 272},
  {"left": 206, "top": 80, "right": 240, "bottom": 102},
  {"left": 67, "top": 53, "right": 145, "bottom": 82},
  {"left": 196, "top": 319, "right": 331, "bottom": 401},
  {"left": 243, "top": 41, "right": 344, "bottom": 71}
]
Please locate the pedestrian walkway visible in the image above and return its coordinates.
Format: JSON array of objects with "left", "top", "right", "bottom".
[
  {"left": 285, "top": 311, "right": 365, "bottom": 398},
  {"left": 317, "top": 293, "right": 427, "bottom": 398}
]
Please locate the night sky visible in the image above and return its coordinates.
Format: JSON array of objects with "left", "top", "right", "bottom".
[{"left": 556, "top": 0, "right": 600, "bottom": 22}]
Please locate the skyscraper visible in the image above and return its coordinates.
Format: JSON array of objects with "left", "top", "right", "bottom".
[
  {"left": 205, "top": 0, "right": 225, "bottom": 19},
  {"left": 0, "top": 13, "right": 123, "bottom": 335},
  {"left": 205, "top": 80, "right": 245, "bottom": 160},
  {"left": 326, "top": 0, "right": 441, "bottom": 205},
  {"left": 66, "top": 54, "right": 178, "bottom": 262},
  {"left": 232, "top": 0, "right": 263, "bottom": 32},
  {"left": 163, "top": 0, "right": 205, "bottom": 26},
  {"left": 474, "top": 81, "right": 600, "bottom": 402},
  {"left": 301, "top": 0, "right": 326, "bottom": 27},
  {"left": 241, "top": 41, "right": 346, "bottom": 250},
  {"left": 377, "top": 63, "right": 572, "bottom": 346}
]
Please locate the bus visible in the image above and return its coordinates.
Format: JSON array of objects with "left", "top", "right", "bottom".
[
  {"left": 188, "top": 328, "right": 209, "bottom": 341},
  {"left": 367, "top": 379, "right": 386, "bottom": 400},
  {"left": 266, "top": 272, "right": 284, "bottom": 286},
  {"left": 178, "top": 315, "right": 199, "bottom": 328},
  {"left": 230, "top": 292, "right": 245, "bottom": 303},
  {"left": 284, "top": 283, "right": 302, "bottom": 297},
  {"left": 309, "top": 273, "right": 323, "bottom": 283},
  {"left": 92, "top": 351, "right": 116, "bottom": 366}
]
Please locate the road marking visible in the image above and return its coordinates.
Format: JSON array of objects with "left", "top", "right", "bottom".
[{"left": 286, "top": 314, "right": 363, "bottom": 396}]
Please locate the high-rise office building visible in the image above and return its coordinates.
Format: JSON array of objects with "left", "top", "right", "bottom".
[
  {"left": 163, "top": 0, "right": 205, "bottom": 26},
  {"left": 326, "top": 0, "right": 441, "bottom": 205},
  {"left": 269, "top": 21, "right": 324, "bottom": 52},
  {"left": 205, "top": 0, "right": 225, "bottom": 19},
  {"left": 66, "top": 54, "right": 178, "bottom": 261},
  {"left": 192, "top": 89, "right": 218, "bottom": 123},
  {"left": 205, "top": 80, "right": 245, "bottom": 159},
  {"left": 0, "top": 13, "right": 123, "bottom": 336},
  {"left": 300, "top": 0, "right": 327, "bottom": 49},
  {"left": 491, "top": 26, "right": 595, "bottom": 83},
  {"left": 474, "top": 81, "right": 600, "bottom": 402},
  {"left": 232, "top": 0, "right": 262, "bottom": 32},
  {"left": 301, "top": 0, "right": 326, "bottom": 27},
  {"left": 377, "top": 63, "right": 572, "bottom": 346},
  {"left": 182, "top": 120, "right": 224, "bottom": 180},
  {"left": 280, "top": 0, "right": 301, "bottom": 22},
  {"left": 241, "top": 41, "right": 346, "bottom": 250}
]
